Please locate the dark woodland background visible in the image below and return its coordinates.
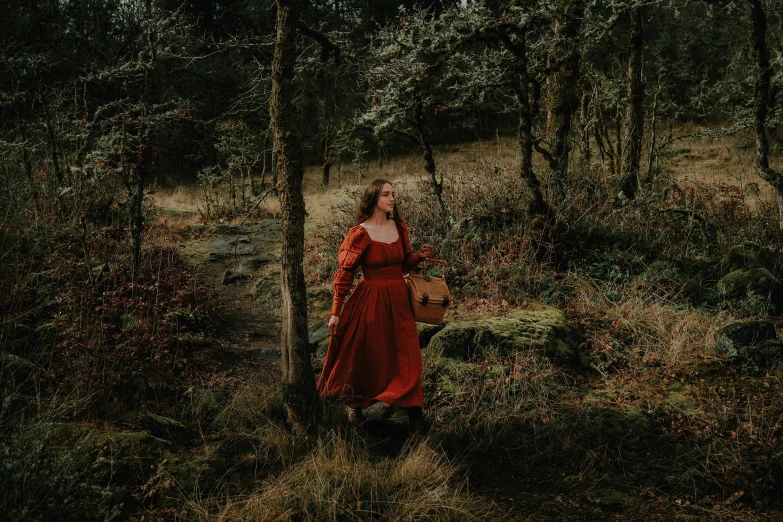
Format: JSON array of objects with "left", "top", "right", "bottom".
[{"left": 3, "top": 0, "right": 783, "bottom": 520}]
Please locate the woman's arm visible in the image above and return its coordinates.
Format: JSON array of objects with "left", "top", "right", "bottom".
[{"left": 330, "top": 226, "right": 370, "bottom": 324}]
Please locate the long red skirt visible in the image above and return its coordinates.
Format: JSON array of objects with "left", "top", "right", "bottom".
[{"left": 317, "top": 249, "right": 423, "bottom": 409}]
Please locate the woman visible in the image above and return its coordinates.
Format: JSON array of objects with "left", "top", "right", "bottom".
[{"left": 317, "top": 179, "right": 434, "bottom": 431}]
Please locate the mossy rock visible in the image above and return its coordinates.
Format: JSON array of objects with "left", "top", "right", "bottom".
[
  {"left": 222, "top": 269, "right": 250, "bottom": 285},
  {"left": 417, "top": 323, "right": 446, "bottom": 349},
  {"left": 426, "top": 309, "right": 574, "bottom": 361},
  {"left": 716, "top": 320, "right": 776, "bottom": 347},
  {"left": 666, "top": 389, "right": 701, "bottom": 416},
  {"left": 255, "top": 269, "right": 281, "bottom": 310},
  {"left": 721, "top": 241, "right": 774, "bottom": 274},
  {"left": 717, "top": 268, "right": 782, "bottom": 303},
  {"left": 44, "top": 422, "right": 169, "bottom": 482},
  {"left": 714, "top": 320, "right": 782, "bottom": 367}
]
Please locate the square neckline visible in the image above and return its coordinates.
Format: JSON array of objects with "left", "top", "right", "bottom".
[{"left": 359, "top": 223, "right": 401, "bottom": 245}]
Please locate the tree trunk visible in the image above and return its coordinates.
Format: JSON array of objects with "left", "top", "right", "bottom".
[
  {"left": 322, "top": 123, "right": 331, "bottom": 187},
  {"left": 415, "top": 98, "right": 446, "bottom": 214},
  {"left": 645, "top": 78, "right": 663, "bottom": 183},
  {"left": 748, "top": 0, "right": 783, "bottom": 233},
  {"left": 544, "top": 0, "right": 585, "bottom": 197},
  {"left": 620, "top": 7, "right": 644, "bottom": 200},
  {"left": 511, "top": 30, "right": 551, "bottom": 217},
  {"left": 270, "top": 0, "right": 320, "bottom": 431},
  {"left": 613, "top": 89, "right": 623, "bottom": 178}
]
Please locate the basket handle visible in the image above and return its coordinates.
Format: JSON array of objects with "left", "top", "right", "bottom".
[{"left": 420, "top": 257, "right": 447, "bottom": 280}]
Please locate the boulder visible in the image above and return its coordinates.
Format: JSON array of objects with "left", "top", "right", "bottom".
[
  {"left": 714, "top": 320, "right": 782, "bottom": 366},
  {"left": 426, "top": 308, "right": 573, "bottom": 361},
  {"left": 721, "top": 241, "right": 774, "bottom": 274},
  {"left": 717, "top": 267, "right": 782, "bottom": 304},
  {"left": 222, "top": 270, "right": 249, "bottom": 285},
  {"left": 716, "top": 320, "right": 776, "bottom": 346},
  {"left": 208, "top": 245, "right": 258, "bottom": 261},
  {"left": 422, "top": 358, "right": 481, "bottom": 395}
]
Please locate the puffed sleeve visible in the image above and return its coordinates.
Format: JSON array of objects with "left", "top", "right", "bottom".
[
  {"left": 331, "top": 226, "right": 371, "bottom": 317},
  {"left": 399, "top": 220, "right": 423, "bottom": 273}
]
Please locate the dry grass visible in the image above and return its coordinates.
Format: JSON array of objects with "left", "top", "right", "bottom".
[
  {"left": 187, "top": 431, "right": 493, "bottom": 522},
  {"left": 669, "top": 134, "right": 780, "bottom": 206}
]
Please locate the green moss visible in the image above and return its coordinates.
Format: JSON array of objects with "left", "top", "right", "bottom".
[
  {"left": 426, "top": 309, "right": 574, "bottom": 361},
  {"left": 255, "top": 269, "right": 281, "bottom": 310},
  {"left": 721, "top": 241, "right": 773, "bottom": 274},
  {"left": 717, "top": 267, "right": 781, "bottom": 298}
]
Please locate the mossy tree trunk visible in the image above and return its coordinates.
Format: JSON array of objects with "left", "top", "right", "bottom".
[
  {"left": 620, "top": 7, "right": 644, "bottom": 200},
  {"left": 499, "top": 29, "right": 551, "bottom": 218},
  {"left": 544, "top": 0, "right": 585, "bottom": 198},
  {"left": 748, "top": 0, "right": 783, "bottom": 233},
  {"left": 270, "top": 0, "right": 320, "bottom": 432}
]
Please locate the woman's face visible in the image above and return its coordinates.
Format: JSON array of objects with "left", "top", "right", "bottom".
[{"left": 376, "top": 183, "right": 395, "bottom": 214}]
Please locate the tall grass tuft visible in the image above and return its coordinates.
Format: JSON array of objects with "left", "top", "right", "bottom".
[{"left": 194, "top": 431, "right": 492, "bottom": 522}]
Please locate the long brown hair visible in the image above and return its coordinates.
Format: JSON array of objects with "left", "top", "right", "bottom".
[{"left": 354, "top": 179, "right": 401, "bottom": 225}]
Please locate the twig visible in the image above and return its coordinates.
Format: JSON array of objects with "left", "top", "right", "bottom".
[{"left": 238, "top": 185, "right": 277, "bottom": 228}]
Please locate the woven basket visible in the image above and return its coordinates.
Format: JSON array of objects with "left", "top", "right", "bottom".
[{"left": 405, "top": 259, "right": 452, "bottom": 325}]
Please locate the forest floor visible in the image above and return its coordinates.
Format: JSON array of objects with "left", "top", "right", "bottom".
[
  {"left": 4, "top": 134, "right": 783, "bottom": 521},
  {"left": 157, "top": 213, "right": 676, "bottom": 521},
  {"left": 141, "top": 132, "right": 783, "bottom": 520},
  {"left": 159, "top": 217, "right": 783, "bottom": 521}
]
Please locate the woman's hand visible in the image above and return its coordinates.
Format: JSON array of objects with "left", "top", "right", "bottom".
[
  {"left": 328, "top": 314, "right": 340, "bottom": 335},
  {"left": 418, "top": 244, "right": 434, "bottom": 259}
]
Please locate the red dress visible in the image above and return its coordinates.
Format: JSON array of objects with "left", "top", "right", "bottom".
[{"left": 317, "top": 220, "right": 424, "bottom": 409}]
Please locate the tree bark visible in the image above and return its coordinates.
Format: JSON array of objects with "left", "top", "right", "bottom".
[
  {"left": 414, "top": 98, "right": 447, "bottom": 214},
  {"left": 322, "top": 122, "right": 331, "bottom": 187},
  {"left": 504, "top": 30, "right": 551, "bottom": 218},
  {"left": 544, "top": 0, "right": 585, "bottom": 197},
  {"left": 748, "top": 0, "right": 783, "bottom": 231},
  {"left": 645, "top": 77, "right": 663, "bottom": 183},
  {"left": 620, "top": 7, "right": 644, "bottom": 200},
  {"left": 270, "top": 0, "right": 320, "bottom": 431}
]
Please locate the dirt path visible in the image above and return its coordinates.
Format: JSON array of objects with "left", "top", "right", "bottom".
[{"left": 170, "top": 216, "right": 286, "bottom": 386}]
